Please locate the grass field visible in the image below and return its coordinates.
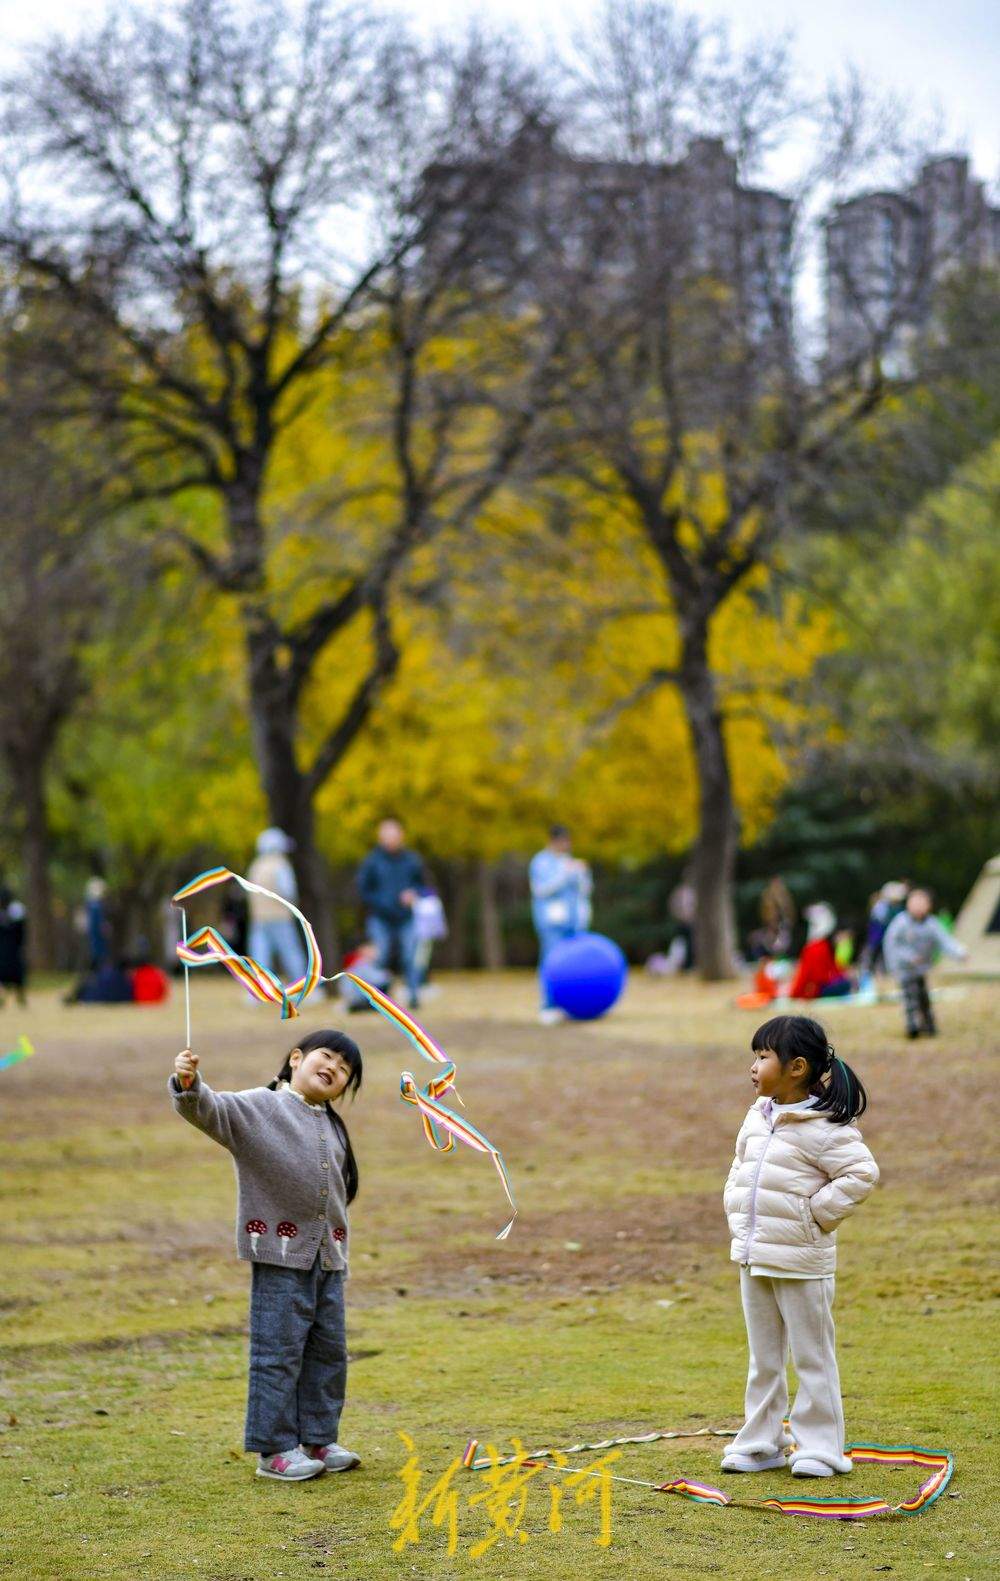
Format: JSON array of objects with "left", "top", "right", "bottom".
[{"left": 1, "top": 972, "right": 997, "bottom": 1581}]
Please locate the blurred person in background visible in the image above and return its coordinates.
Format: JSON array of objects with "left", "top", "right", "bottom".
[
  {"left": 356, "top": 818, "right": 425, "bottom": 1011},
  {"left": 412, "top": 882, "right": 448, "bottom": 998},
  {"left": 860, "top": 881, "right": 908, "bottom": 974},
  {"left": 0, "top": 887, "right": 28, "bottom": 1007},
  {"left": 529, "top": 825, "right": 592, "bottom": 1024},
  {"left": 884, "top": 888, "right": 968, "bottom": 1039},
  {"left": 337, "top": 939, "right": 392, "bottom": 1013},
  {"left": 747, "top": 875, "right": 796, "bottom": 961},
  {"left": 246, "top": 829, "right": 307, "bottom": 982},
  {"left": 85, "top": 877, "right": 111, "bottom": 969},
  {"left": 786, "top": 904, "right": 853, "bottom": 1000}
]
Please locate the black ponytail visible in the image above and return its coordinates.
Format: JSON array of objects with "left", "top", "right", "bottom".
[
  {"left": 751, "top": 1014, "right": 868, "bottom": 1125},
  {"left": 268, "top": 1029, "right": 363, "bottom": 1203},
  {"left": 327, "top": 1108, "right": 360, "bottom": 1207}
]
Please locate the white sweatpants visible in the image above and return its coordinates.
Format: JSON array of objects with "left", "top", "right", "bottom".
[{"left": 730, "top": 1269, "right": 852, "bottom": 1473}]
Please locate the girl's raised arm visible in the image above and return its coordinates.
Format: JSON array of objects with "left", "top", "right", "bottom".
[{"left": 169, "top": 1053, "right": 259, "bottom": 1152}]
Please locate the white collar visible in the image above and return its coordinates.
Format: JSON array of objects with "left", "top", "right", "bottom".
[
  {"left": 766, "top": 1095, "right": 818, "bottom": 1114},
  {"left": 280, "top": 1082, "right": 327, "bottom": 1110}
]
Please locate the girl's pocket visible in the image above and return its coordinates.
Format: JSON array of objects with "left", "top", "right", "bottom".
[{"left": 798, "top": 1196, "right": 821, "bottom": 1243}]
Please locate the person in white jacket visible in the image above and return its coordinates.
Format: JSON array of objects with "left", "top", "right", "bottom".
[{"left": 722, "top": 1014, "right": 879, "bottom": 1479}]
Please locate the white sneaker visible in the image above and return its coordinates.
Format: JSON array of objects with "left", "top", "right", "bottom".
[
  {"left": 538, "top": 1008, "right": 565, "bottom": 1026},
  {"left": 791, "top": 1458, "right": 836, "bottom": 1477},
  {"left": 256, "top": 1447, "right": 326, "bottom": 1481},
  {"left": 721, "top": 1451, "right": 787, "bottom": 1473},
  {"left": 305, "top": 1441, "right": 361, "bottom": 1472}
]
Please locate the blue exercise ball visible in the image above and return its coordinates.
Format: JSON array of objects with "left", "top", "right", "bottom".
[{"left": 542, "top": 932, "right": 628, "bottom": 1020}]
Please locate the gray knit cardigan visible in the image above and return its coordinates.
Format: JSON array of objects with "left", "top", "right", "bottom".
[{"left": 169, "top": 1073, "right": 349, "bottom": 1271}]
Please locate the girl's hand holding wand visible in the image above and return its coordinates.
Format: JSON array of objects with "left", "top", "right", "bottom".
[{"left": 175, "top": 1049, "right": 199, "bottom": 1090}]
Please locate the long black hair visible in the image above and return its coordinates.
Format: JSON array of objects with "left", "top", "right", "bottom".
[
  {"left": 268, "top": 1029, "right": 363, "bottom": 1203},
  {"left": 751, "top": 1014, "right": 868, "bottom": 1125}
]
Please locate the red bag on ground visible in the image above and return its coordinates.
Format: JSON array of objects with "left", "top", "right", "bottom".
[{"left": 131, "top": 964, "right": 170, "bottom": 1004}]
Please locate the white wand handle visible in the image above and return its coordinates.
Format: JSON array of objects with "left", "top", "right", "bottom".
[{"left": 179, "top": 904, "right": 194, "bottom": 1087}]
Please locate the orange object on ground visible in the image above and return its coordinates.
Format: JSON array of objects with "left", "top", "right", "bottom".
[
  {"left": 755, "top": 962, "right": 781, "bottom": 997},
  {"left": 736, "top": 990, "right": 776, "bottom": 1010}
]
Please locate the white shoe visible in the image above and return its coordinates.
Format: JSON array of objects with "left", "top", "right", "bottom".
[
  {"left": 305, "top": 1441, "right": 361, "bottom": 1472},
  {"left": 538, "top": 1008, "right": 565, "bottom": 1026},
  {"left": 791, "top": 1458, "right": 836, "bottom": 1477},
  {"left": 721, "top": 1451, "right": 786, "bottom": 1473},
  {"left": 256, "top": 1447, "right": 326, "bottom": 1481}
]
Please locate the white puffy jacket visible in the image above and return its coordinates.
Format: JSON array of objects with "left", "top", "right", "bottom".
[{"left": 724, "top": 1098, "right": 879, "bottom": 1277}]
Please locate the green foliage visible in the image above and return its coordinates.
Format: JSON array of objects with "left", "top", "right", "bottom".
[
  {"left": 48, "top": 563, "right": 262, "bottom": 890},
  {"left": 808, "top": 440, "right": 1000, "bottom": 792}
]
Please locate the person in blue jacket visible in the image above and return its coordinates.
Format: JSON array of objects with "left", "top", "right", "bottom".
[
  {"left": 85, "top": 876, "right": 111, "bottom": 968},
  {"left": 529, "top": 825, "right": 592, "bottom": 1024},
  {"left": 356, "top": 818, "right": 425, "bottom": 1010}
]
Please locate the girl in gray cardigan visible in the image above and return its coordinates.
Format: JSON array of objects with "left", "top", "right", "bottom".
[{"left": 171, "top": 1028, "right": 364, "bottom": 1481}]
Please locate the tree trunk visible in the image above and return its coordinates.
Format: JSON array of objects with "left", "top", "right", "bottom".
[
  {"left": 13, "top": 750, "right": 58, "bottom": 971},
  {"left": 245, "top": 624, "right": 339, "bottom": 970},
  {"left": 441, "top": 860, "right": 474, "bottom": 968},
  {"left": 477, "top": 859, "right": 505, "bottom": 971},
  {"left": 257, "top": 739, "right": 339, "bottom": 969},
  {"left": 290, "top": 814, "right": 340, "bottom": 969},
  {"left": 678, "top": 622, "right": 739, "bottom": 981}
]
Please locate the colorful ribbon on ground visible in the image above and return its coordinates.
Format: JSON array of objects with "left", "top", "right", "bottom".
[
  {"left": 171, "top": 867, "right": 516, "bottom": 1239},
  {"left": 461, "top": 1427, "right": 953, "bottom": 1520},
  {"left": 0, "top": 1034, "right": 34, "bottom": 1072}
]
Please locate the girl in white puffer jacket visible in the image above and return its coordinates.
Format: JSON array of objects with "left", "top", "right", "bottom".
[{"left": 722, "top": 1015, "right": 878, "bottom": 1480}]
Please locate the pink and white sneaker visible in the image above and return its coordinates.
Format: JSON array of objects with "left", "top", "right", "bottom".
[
  {"left": 256, "top": 1447, "right": 326, "bottom": 1480},
  {"left": 305, "top": 1442, "right": 361, "bottom": 1472}
]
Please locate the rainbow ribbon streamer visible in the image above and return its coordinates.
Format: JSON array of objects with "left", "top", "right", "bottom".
[
  {"left": 171, "top": 867, "right": 516, "bottom": 1240},
  {"left": 461, "top": 1428, "right": 953, "bottom": 1520},
  {"left": 0, "top": 1034, "right": 34, "bottom": 1072},
  {"left": 173, "top": 866, "right": 321, "bottom": 1018},
  {"left": 338, "top": 973, "right": 517, "bottom": 1241}
]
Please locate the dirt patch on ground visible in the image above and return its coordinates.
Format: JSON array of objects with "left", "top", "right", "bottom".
[
  {"left": 353, "top": 1191, "right": 721, "bottom": 1301},
  {"left": 2, "top": 975, "right": 998, "bottom": 1315}
]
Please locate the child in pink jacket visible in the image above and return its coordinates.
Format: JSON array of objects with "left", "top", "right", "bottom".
[{"left": 722, "top": 1015, "right": 878, "bottom": 1478}]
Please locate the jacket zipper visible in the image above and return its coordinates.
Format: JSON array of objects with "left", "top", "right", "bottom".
[{"left": 741, "top": 1108, "right": 776, "bottom": 1265}]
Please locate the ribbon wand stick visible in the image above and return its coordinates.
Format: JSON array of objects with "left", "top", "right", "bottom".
[{"left": 176, "top": 902, "right": 194, "bottom": 1089}]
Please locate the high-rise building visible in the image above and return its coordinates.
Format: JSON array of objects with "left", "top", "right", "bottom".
[
  {"left": 824, "top": 155, "right": 1000, "bottom": 368},
  {"left": 423, "top": 127, "right": 997, "bottom": 378},
  {"left": 420, "top": 123, "right": 794, "bottom": 370}
]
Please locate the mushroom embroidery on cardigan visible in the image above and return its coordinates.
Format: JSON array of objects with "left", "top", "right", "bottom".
[
  {"left": 277, "top": 1222, "right": 298, "bottom": 1260},
  {"left": 246, "top": 1219, "right": 267, "bottom": 1256},
  {"left": 332, "top": 1226, "right": 346, "bottom": 1243}
]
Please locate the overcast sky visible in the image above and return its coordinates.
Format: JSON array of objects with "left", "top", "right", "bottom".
[
  {"left": 458, "top": 0, "right": 1000, "bottom": 173},
  {"left": 2, "top": 0, "right": 996, "bottom": 181}
]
